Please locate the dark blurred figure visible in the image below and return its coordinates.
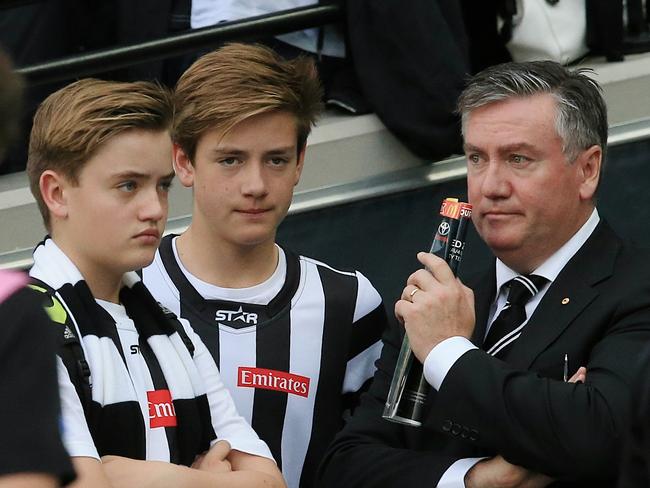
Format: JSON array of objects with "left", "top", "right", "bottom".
[
  {"left": 179, "top": 0, "right": 363, "bottom": 113},
  {"left": 0, "top": 0, "right": 73, "bottom": 174},
  {"left": 618, "top": 348, "right": 650, "bottom": 487},
  {"left": 459, "top": 0, "right": 511, "bottom": 73},
  {"left": 0, "top": 0, "right": 176, "bottom": 175},
  {"left": 0, "top": 50, "right": 74, "bottom": 487},
  {"left": 346, "top": 0, "right": 469, "bottom": 160},
  {"left": 0, "top": 50, "right": 23, "bottom": 161}
]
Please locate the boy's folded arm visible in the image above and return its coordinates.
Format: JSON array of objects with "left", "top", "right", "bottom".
[{"left": 98, "top": 452, "right": 286, "bottom": 488}]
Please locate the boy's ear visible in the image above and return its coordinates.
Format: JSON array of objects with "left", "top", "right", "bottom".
[
  {"left": 173, "top": 143, "right": 195, "bottom": 188},
  {"left": 39, "top": 170, "right": 70, "bottom": 220}
]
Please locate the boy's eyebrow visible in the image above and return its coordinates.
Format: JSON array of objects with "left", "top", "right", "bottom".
[
  {"left": 110, "top": 170, "right": 176, "bottom": 180},
  {"left": 111, "top": 171, "right": 149, "bottom": 180},
  {"left": 211, "top": 146, "right": 296, "bottom": 155},
  {"left": 211, "top": 147, "right": 247, "bottom": 156},
  {"left": 265, "top": 146, "right": 296, "bottom": 155}
]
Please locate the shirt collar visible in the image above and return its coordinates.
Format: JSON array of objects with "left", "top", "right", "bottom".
[{"left": 495, "top": 208, "right": 600, "bottom": 292}]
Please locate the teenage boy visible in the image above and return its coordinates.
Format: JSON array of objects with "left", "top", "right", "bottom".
[
  {"left": 26, "top": 78, "right": 285, "bottom": 488},
  {"left": 142, "top": 43, "right": 387, "bottom": 488}
]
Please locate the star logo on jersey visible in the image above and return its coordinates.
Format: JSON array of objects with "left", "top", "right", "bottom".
[{"left": 215, "top": 306, "right": 259, "bottom": 327}]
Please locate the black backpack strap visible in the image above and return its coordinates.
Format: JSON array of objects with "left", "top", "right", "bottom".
[{"left": 28, "top": 279, "right": 93, "bottom": 414}]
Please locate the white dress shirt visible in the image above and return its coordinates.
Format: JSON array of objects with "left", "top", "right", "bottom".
[{"left": 428, "top": 208, "right": 600, "bottom": 487}]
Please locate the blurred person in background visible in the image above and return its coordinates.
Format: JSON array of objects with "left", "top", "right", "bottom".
[{"left": 0, "top": 49, "right": 75, "bottom": 488}]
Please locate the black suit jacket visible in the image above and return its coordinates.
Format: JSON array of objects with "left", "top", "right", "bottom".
[
  {"left": 617, "top": 347, "right": 650, "bottom": 487},
  {"left": 318, "top": 221, "right": 650, "bottom": 487}
]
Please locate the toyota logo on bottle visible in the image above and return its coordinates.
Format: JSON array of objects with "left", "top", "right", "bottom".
[{"left": 438, "top": 221, "right": 450, "bottom": 236}]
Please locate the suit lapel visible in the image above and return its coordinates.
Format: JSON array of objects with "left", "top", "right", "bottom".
[
  {"left": 505, "top": 279, "right": 598, "bottom": 370},
  {"left": 504, "top": 221, "right": 620, "bottom": 369}
]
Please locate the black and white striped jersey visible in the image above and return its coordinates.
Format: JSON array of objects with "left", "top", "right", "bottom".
[
  {"left": 30, "top": 238, "right": 272, "bottom": 466},
  {"left": 55, "top": 300, "right": 272, "bottom": 463},
  {"left": 142, "top": 235, "right": 388, "bottom": 488}
]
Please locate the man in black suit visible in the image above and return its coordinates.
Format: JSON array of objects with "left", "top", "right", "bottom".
[{"left": 318, "top": 61, "right": 650, "bottom": 487}]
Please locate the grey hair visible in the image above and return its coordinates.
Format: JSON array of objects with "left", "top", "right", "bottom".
[{"left": 457, "top": 61, "right": 607, "bottom": 163}]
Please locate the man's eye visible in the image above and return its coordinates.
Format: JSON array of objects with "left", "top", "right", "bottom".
[
  {"left": 511, "top": 154, "right": 530, "bottom": 164},
  {"left": 468, "top": 154, "right": 481, "bottom": 164}
]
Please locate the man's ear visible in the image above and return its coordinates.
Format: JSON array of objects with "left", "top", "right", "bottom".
[
  {"left": 39, "top": 170, "right": 70, "bottom": 220},
  {"left": 173, "top": 143, "right": 195, "bottom": 188},
  {"left": 294, "top": 146, "right": 306, "bottom": 186},
  {"left": 577, "top": 145, "right": 602, "bottom": 201}
]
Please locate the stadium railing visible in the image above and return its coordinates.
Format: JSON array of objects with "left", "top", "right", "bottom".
[{"left": 12, "top": 3, "right": 342, "bottom": 86}]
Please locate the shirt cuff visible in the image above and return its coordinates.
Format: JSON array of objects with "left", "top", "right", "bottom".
[
  {"left": 436, "top": 457, "right": 486, "bottom": 488},
  {"left": 423, "top": 337, "right": 477, "bottom": 390}
]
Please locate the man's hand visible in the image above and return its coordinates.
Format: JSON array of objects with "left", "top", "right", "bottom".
[
  {"left": 568, "top": 366, "right": 586, "bottom": 383},
  {"left": 191, "top": 440, "right": 232, "bottom": 474},
  {"left": 395, "top": 252, "right": 475, "bottom": 362},
  {"left": 464, "top": 456, "right": 553, "bottom": 488},
  {"left": 463, "top": 368, "right": 586, "bottom": 488}
]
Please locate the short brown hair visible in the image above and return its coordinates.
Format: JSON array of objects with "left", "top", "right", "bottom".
[
  {"left": 174, "top": 43, "right": 323, "bottom": 161},
  {"left": 27, "top": 78, "right": 173, "bottom": 229},
  {"left": 0, "top": 50, "right": 23, "bottom": 158}
]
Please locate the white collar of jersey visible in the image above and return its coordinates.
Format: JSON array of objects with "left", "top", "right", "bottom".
[{"left": 172, "top": 238, "right": 286, "bottom": 305}]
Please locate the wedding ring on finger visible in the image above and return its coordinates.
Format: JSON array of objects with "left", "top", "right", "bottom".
[{"left": 409, "top": 287, "right": 420, "bottom": 300}]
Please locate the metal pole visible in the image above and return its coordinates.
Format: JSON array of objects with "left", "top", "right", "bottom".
[{"left": 16, "top": 4, "right": 342, "bottom": 86}]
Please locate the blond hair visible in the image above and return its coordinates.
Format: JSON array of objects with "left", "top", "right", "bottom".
[
  {"left": 27, "top": 78, "right": 173, "bottom": 229},
  {"left": 174, "top": 43, "right": 323, "bottom": 161}
]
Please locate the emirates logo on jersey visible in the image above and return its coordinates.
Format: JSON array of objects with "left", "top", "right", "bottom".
[
  {"left": 147, "top": 389, "right": 177, "bottom": 428},
  {"left": 238, "top": 367, "right": 310, "bottom": 398}
]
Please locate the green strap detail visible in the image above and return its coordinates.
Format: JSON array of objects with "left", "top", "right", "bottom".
[{"left": 28, "top": 284, "right": 68, "bottom": 324}]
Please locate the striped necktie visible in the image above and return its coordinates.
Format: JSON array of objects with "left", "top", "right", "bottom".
[{"left": 483, "top": 274, "right": 548, "bottom": 357}]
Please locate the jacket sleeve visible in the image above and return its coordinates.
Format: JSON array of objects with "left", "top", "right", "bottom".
[
  {"left": 427, "top": 272, "right": 650, "bottom": 483},
  {"left": 317, "top": 320, "right": 459, "bottom": 487}
]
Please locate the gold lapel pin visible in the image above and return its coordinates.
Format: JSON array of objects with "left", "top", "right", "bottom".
[{"left": 561, "top": 297, "right": 570, "bottom": 305}]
